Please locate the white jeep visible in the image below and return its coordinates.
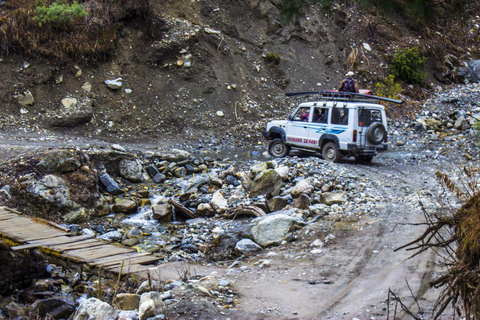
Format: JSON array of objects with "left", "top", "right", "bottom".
[{"left": 263, "top": 92, "right": 402, "bottom": 162}]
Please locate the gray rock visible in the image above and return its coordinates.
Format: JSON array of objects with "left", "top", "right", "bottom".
[
  {"left": 293, "top": 193, "right": 311, "bottom": 209},
  {"left": 112, "top": 199, "right": 137, "bottom": 214},
  {"left": 211, "top": 191, "right": 227, "bottom": 213},
  {"left": 457, "top": 60, "right": 480, "bottom": 83},
  {"left": 235, "top": 239, "right": 262, "bottom": 255},
  {"left": 49, "top": 96, "right": 93, "bottom": 127},
  {"left": 117, "top": 310, "right": 139, "bottom": 320},
  {"left": 152, "top": 203, "right": 172, "bottom": 222},
  {"left": 252, "top": 214, "right": 298, "bottom": 247},
  {"left": 32, "top": 297, "right": 75, "bottom": 319},
  {"left": 15, "top": 90, "right": 34, "bottom": 106},
  {"left": 115, "top": 293, "right": 140, "bottom": 311},
  {"left": 174, "top": 167, "right": 187, "bottom": 177},
  {"left": 320, "top": 191, "right": 346, "bottom": 205},
  {"left": 37, "top": 150, "right": 81, "bottom": 173},
  {"left": 291, "top": 178, "right": 314, "bottom": 198},
  {"left": 98, "top": 230, "right": 122, "bottom": 242},
  {"left": 119, "top": 159, "right": 149, "bottom": 183},
  {"left": 249, "top": 169, "right": 282, "bottom": 197},
  {"left": 139, "top": 292, "right": 164, "bottom": 320},
  {"left": 25, "top": 175, "right": 77, "bottom": 211},
  {"left": 99, "top": 172, "right": 123, "bottom": 195},
  {"left": 162, "top": 149, "right": 191, "bottom": 162},
  {"left": 267, "top": 196, "right": 288, "bottom": 212},
  {"left": 104, "top": 78, "right": 123, "bottom": 90},
  {"left": 136, "top": 280, "right": 163, "bottom": 295},
  {"left": 73, "top": 297, "right": 118, "bottom": 320},
  {"left": 196, "top": 203, "right": 215, "bottom": 217},
  {"left": 454, "top": 116, "right": 467, "bottom": 130}
]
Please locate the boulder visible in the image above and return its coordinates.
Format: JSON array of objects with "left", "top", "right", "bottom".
[
  {"left": 152, "top": 203, "right": 172, "bottom": 222},
  {"left": 211, "top": 191, "right": 227, "bottom": 213},
  {"left": 320, "top": 191, "right": 347, "bottom": 205},
  {"left": 119, "top": 159, "right": 149, "bottom": 183},
  {"left": 252, "top": 214, "right": 298, "bottom": 247},
  {"left": 196, "top": 203, "right": 215, "bottom": 217},
  {"left": 267, "top": 196, "right": 288, "bottom": 212},
  {"left": 25, "top": 175, "right": 77, "bottom": 211},
  {"left": 115, "top": 293, "right": 140, "bottom": 310},
  {"left": 136, "top": 280, "right": 163, "bottom": 295},
  {"left": 49, "top": 96, "right": 93, "bottom": 127},
  {"left": 37, "top": 150, "right": 81, "bottom": 173},
  {"left": 457, "top": 60, "right": 480, "bottom": 83},
  {"left": 112, "top": 199, "right": 137, "bottom": 214},
  {"left": 249, "top": 162, "right": 268, "bottom": 179},
  {"left": 139, "top": 292, "right": 164, "bottom": 320},
  {"left": 235, "top": 239, "right": 262, "bottom": 255},
  {"left": 73, "top": 297, "right": 118, "bottom": 320},
  {"left": 293, "top": 193, "right": 311, "bottom": 209},
  {"left": 162, "top": 149, "right": 191, "bottom": 162},
  {"left": 99, "top": 172, "right": 123, "bottom": 195},
  {"left": 275, "top": 166, "right": 290, "bottom": 180},
  {"left": 249, "top": 169, "right": 282, "bottom": 197},
  {"left": 32, "top": 297, "right": 75, "bottom": 319},
  {"left": 291, "top": 178, "right": 314, "bottom": 198}
]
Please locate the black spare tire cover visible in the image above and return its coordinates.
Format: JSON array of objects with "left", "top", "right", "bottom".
[{"left": 366, "top": 122, "right": 386, "bottom": 145}]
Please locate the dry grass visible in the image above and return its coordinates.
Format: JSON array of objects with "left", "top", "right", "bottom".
[
  {"left": 395, "top": 166, "right": 480, "bottom": 318},
  {"left": 0, "top": 0, "right": 149, "bottom": 62}
]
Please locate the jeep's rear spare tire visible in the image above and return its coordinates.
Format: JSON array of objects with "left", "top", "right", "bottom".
[
  {"left": 322, "top": 142, "right": 341, "bottom": 162},
  {"left": 269, "top": 139, "right": 290, "bottom": 158},
  {"left": 366, "top": 122, "right": 386, "bottom": 145}
]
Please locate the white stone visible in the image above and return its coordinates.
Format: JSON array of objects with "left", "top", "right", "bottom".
[
  {"left": 104, "top": 78, "right": 122, "bottom": 90},
  {"left": 216, "top": 111, "right": 225, "bottom": 117},
  {"left": 61, "top": 98, "right": 78, "bottom": 109},
  {"left": 363, "top": 43, "right": 372, "bottom": 51}
]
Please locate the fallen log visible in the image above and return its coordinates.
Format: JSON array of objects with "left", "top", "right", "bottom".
[
  {"left": 168, "top": 199, "right": 198, "bottom": 220},
  {"left": 225, "top": 205, "right": 266, "bottom": 219}
]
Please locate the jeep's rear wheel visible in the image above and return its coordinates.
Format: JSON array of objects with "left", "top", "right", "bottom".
[
  {"left": 322, "top": 142, "right": 341, "bottom": 162},
  {"left": 366, "top": 122, "right": 386, "bottom": 145},
  {"left": 269, "top": 139, "right": 290, "bottom": 158}
]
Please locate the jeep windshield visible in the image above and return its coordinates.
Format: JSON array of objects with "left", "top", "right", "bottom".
[{"left": 358, "top": 108, "right": 383, "bottom": 127}]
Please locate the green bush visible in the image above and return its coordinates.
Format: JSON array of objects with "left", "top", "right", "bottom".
[
  {"left": 375, "top": 75, "right": 402, "bottom": 99},
  {"left": 389, "top": 47, "right": 427, "bottom": 85},
  {"left": 34, "top": 0, "right": 87, "bottom": 28}
]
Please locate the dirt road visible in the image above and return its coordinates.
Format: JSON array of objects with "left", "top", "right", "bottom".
[{"left": 224, "top": 150, "right": 459, "bottom": 319}]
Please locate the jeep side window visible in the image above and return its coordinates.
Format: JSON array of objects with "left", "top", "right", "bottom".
[
  {"left": 358, "top": 109, "right": 382, "bottom": 127},
  {"left": 313, "top": 107, "right": 327, "bottom": 123},
  {"left": 332, "top": 108, "right": 348, "bottom": 125},
  {"left": 293, "top": 107, "right": 310, "bottom": 121}
]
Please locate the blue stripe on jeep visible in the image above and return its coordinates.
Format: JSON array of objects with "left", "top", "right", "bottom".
[{"left": 292, "top": 124, "right": 346, "bottom": 135}]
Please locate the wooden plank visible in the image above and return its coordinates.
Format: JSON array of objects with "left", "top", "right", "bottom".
[
  {"left": 52, "top": 239, "right": 105, "bottom": 251},
  {"left": 87, "top": 252, "right": 150, "bottom": 266},
  {"left": 16, "top": 232, "right": 70, "bottom": 241},
  {"left": 101, "top": 255, "right": 161, "bottom": 269},
  {"left": 12, "top": 235, "right": 94, "bottom": 251},
  {"left": 66, "top": 245, "right": 135, "bottom": 261},
  {"left": 111, "top": 264, "right": 160, "bottom": 275}
]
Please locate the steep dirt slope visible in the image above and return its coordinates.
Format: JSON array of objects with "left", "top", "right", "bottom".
[{"left": 0, "top": 0, "right": 479, "bottom": 146}]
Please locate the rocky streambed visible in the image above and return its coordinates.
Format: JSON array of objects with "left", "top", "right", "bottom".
[{"left": 0, "top": 83, "right": 479, "bottom": 319}]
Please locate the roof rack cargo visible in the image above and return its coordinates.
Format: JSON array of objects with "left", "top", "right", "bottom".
[{"left": 285, "top": 91, "right": 403, "bottom": 104}]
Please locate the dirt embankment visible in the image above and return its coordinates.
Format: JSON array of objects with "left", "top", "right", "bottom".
[{"left": 0, "top": 0, "right": 479, "bottom": 147}]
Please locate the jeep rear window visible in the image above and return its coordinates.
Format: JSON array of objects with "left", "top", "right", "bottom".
[{"left": 358, "top": 109, "right": 382, "bottom": 127}]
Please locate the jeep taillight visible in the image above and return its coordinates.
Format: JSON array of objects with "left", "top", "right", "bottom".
[
  {"left": 353, "top": 130, "right": 357, "bottom": 142},
  {"left": 384, "top": 133, "right": 388, "bottom": 142}
]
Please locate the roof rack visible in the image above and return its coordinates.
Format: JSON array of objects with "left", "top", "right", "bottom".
[{"left": 285, "top": 91, "right": 403, "bottom": 104}]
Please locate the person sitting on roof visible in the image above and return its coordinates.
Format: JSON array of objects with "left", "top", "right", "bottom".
[{"left": 337, "top": 71, "right": 359, "bottom": 93}]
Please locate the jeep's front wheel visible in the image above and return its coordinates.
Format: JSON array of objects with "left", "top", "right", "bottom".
[
  {"left": 268, "top": 139, "right": 290, "bottom": 158},
  {"left": 322, "top": 142, "right": 341, "bottom": 162}
]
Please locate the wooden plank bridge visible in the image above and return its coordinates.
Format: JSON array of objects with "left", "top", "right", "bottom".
[{"left": 0, "top": 206, "right": 162, "bottom": 276}]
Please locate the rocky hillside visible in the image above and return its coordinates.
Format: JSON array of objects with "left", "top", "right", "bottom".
[{"left": 0, "top": 0, "right": 479, "bottom": 147}]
